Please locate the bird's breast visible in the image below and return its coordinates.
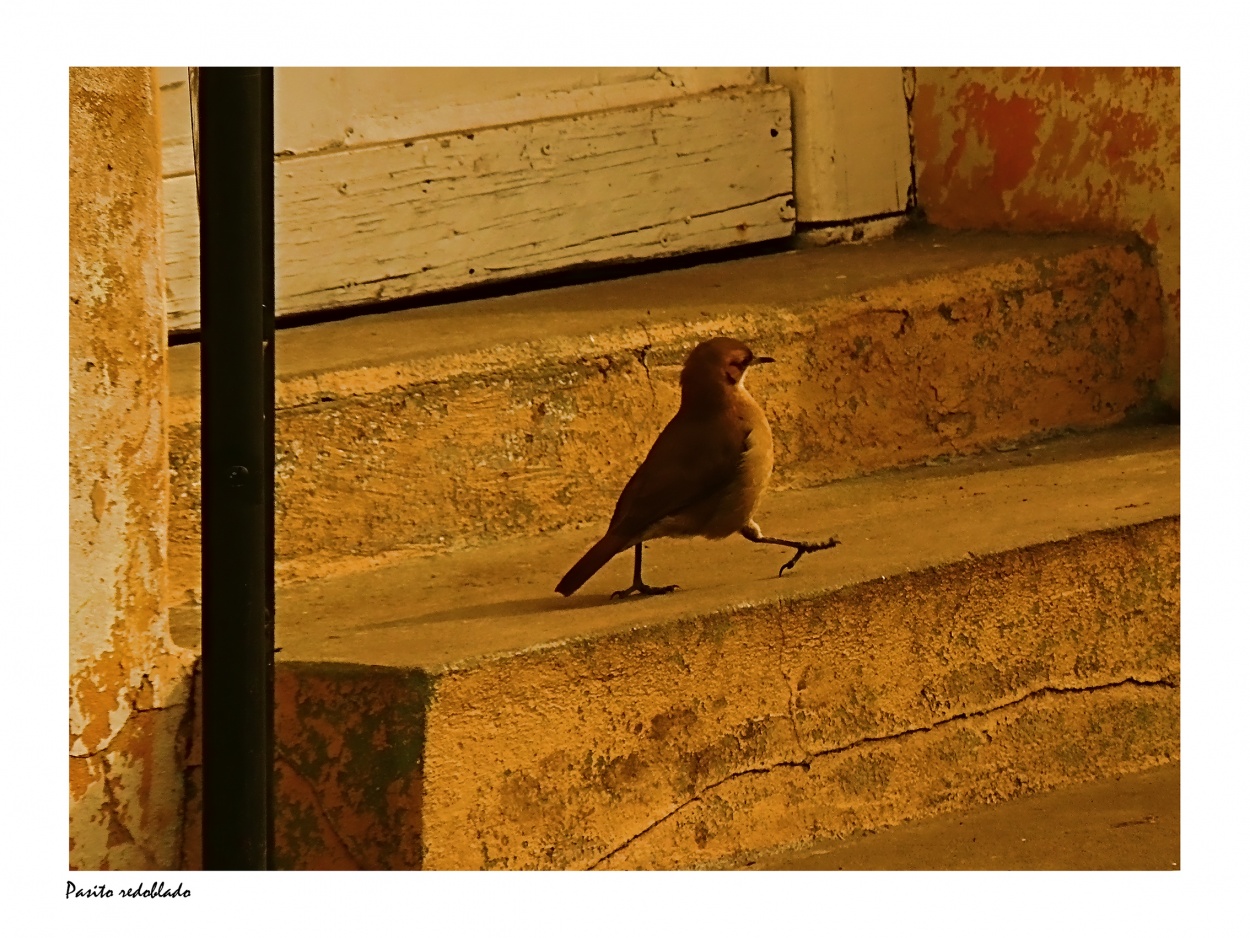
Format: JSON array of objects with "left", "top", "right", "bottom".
[
  {"left": 635, "top": 386, "right": 775, "bottom": 543},
  {"left": 737, "top": 397, "right": 774, "bottom": 505},
  {"left": 697, "top": 391, "right": 773, "bottom": 538}
]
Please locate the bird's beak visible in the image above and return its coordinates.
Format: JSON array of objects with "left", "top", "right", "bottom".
[{"left": 752, "top": 355, "right": 776, "bottom": 366}]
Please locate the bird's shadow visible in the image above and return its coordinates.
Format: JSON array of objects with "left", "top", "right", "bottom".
[
  {"left": 352, "top": 554, "right": 813, "bottom": 634},
  {"left": 356, "top": 590, "right": 623, "bottom": 631}
]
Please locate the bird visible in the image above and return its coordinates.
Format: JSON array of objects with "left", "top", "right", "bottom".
[{"left": 555, "top": 336, "right": 840, "bottom": 598}]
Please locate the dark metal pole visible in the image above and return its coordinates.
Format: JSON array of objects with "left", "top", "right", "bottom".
[{"left": 197, "top": 67, "right": 275, "bottom": 871}]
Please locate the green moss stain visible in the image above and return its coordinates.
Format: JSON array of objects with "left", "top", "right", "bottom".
[{"left": 274, "top": 662, "right": 431, "bottom": 869}]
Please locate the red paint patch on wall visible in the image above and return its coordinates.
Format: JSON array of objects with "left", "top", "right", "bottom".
[
  {"left": 1054, "top": 67, "right": 1097, "bottom": 97},
  {"left": 911, "top": 83, "right": 942, "bottom": 185},
  {"left": 915, "top": 67, "right": 1178, "bottom": 233},
  {"left": 1091, "top": 105, "right": 1162, "bottom": 177},
  {"left": 957, "top": 83, "right": 1045, "bottom": 194},
  {"left": 912, "top": 65, "right": 1180, "bottom": 410}
]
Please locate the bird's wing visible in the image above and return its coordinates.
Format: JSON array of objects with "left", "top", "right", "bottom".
[{"left": 607, "top": 410, "right": 746, "bottom": 544}]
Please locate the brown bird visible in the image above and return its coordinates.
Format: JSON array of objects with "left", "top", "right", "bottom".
[{"left": 555, "top": 336, "right": 840, "bottom": 598}]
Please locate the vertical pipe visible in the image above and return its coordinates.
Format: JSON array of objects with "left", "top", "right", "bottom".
[
  {"left": 197, "top": 66, "right": 275, "bottom": 871},
  {"left": 260, "top": 67, "right": 277, "bottom": 870}
]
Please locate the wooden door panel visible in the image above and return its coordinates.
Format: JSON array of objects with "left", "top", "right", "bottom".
[
  {"left": 770, "top": 67, "right": 912, "bottom": 222},
  {"left": 163, "top": 80, "right": 792, "bottom": 333}
]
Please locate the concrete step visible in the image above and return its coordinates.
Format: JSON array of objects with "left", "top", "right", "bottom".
[
  {"left": 748, "top": 762, "right": 1179, "bottom": 870},
  {"left": 166, "top": 226, "right": 1166, "bottom": 601},
  {"left": 173, "top": 422, "right": 1179, "bottom": 869}
]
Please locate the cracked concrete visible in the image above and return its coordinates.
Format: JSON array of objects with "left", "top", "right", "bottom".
[
  {"left": 633, "top": 339, "right": 657, "bottom": 405},
  {"left": 599, "top": 680, "right": 1177, "bottom": 869},
  {"left": 775, "top": 616, "right": 810, "bottom": 761},
  {"left": 751, "top": 761, "right": 1179, "bottom": 870},
  {"left": 194, "top": 424, "right": 1179, "bottom": 869},
  {"left": 163, "top": 426, "right": 1180, "bottom": 869},
  {"left": 590, "top": 676, "right": 1174, "bottom": 869},
  {"left": 413, "top": 511, "right": 1177, "bottom": 869}
]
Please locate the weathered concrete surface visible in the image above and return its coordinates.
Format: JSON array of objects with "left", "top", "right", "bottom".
[
  {"left": 165, "top": 228, "right": 1166, "bottom": 601},
  {"left": 171, "top": 424, "right": 1178, "bottom": 869},
  {"left": 752, "top": 762, "right": 1179, "bottom": 870},
  {"left": 912, "top": 67, "right": 1180, "bottom": 408},
  {"left": 590, "top": 681, "right": 1175, "bottom": 870},
  {"left": 425, "top": 521, "right": 1177, "bottom": 870},
  {"left": 69, "top": 67, "right": 196, "bottom": 870}
]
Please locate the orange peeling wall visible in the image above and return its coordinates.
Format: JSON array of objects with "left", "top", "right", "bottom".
[
  {"left": 911, "top": 67, "right": 1179, "bottom": 408},
  {"left": 69, "top": 67, "right": 196, "bottom": 869}
]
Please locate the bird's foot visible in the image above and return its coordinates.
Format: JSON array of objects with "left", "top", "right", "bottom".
[
  {"left": 777, "top": 536, "right": 841, "bottom": 577},
  {"left": 611, "top": 582, "right": 680, "bottom": 600}
]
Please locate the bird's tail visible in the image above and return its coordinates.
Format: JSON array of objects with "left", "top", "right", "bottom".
[{"left": 556, "top": 534, "right": 626, "bottom": 596}]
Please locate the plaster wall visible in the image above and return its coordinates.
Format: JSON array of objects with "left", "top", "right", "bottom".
[
  {"left": 69, "top": 67, "right": 194, "bottom": 869},
  {"left": 911, "top": 67, "right": 1180, "bottom": 408}
]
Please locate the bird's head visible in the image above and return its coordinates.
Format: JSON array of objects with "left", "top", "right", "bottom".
[{"left": 680, "top": 336, "right": 775, "bottom": 395}]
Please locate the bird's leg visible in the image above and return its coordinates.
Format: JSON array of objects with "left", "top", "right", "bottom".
[
  {"left": 740, "top": 521, "right": 840, "bottom": 577},
  {"left": 611, "top": 543, "right": 679, "bottom": 599}
]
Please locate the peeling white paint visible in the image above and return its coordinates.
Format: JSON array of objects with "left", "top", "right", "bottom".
[{"left": 162, "top": 82, "right": 793, "bottom": 332}]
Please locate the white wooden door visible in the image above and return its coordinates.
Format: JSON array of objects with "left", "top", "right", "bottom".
[
  {"left": 157, "top": 67, "right": 913, "bottom": 335},
  {"left": 158, "top": 67, "right": 794, "bottom": 334}
]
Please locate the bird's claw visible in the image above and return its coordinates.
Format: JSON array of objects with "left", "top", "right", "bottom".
[
  {"left": 777, "top": 552, "right": 803, "bottom": 577},
  {"left": 611, "top": 583, "right": 680, "bottom": 600},
  {"left": 776, "top": 537, "right": 841, "bottom": 577}
]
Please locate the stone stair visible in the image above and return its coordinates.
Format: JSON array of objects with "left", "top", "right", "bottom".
[{"left": 169, "top": 225, "right": 1179, "bottom": 869}]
